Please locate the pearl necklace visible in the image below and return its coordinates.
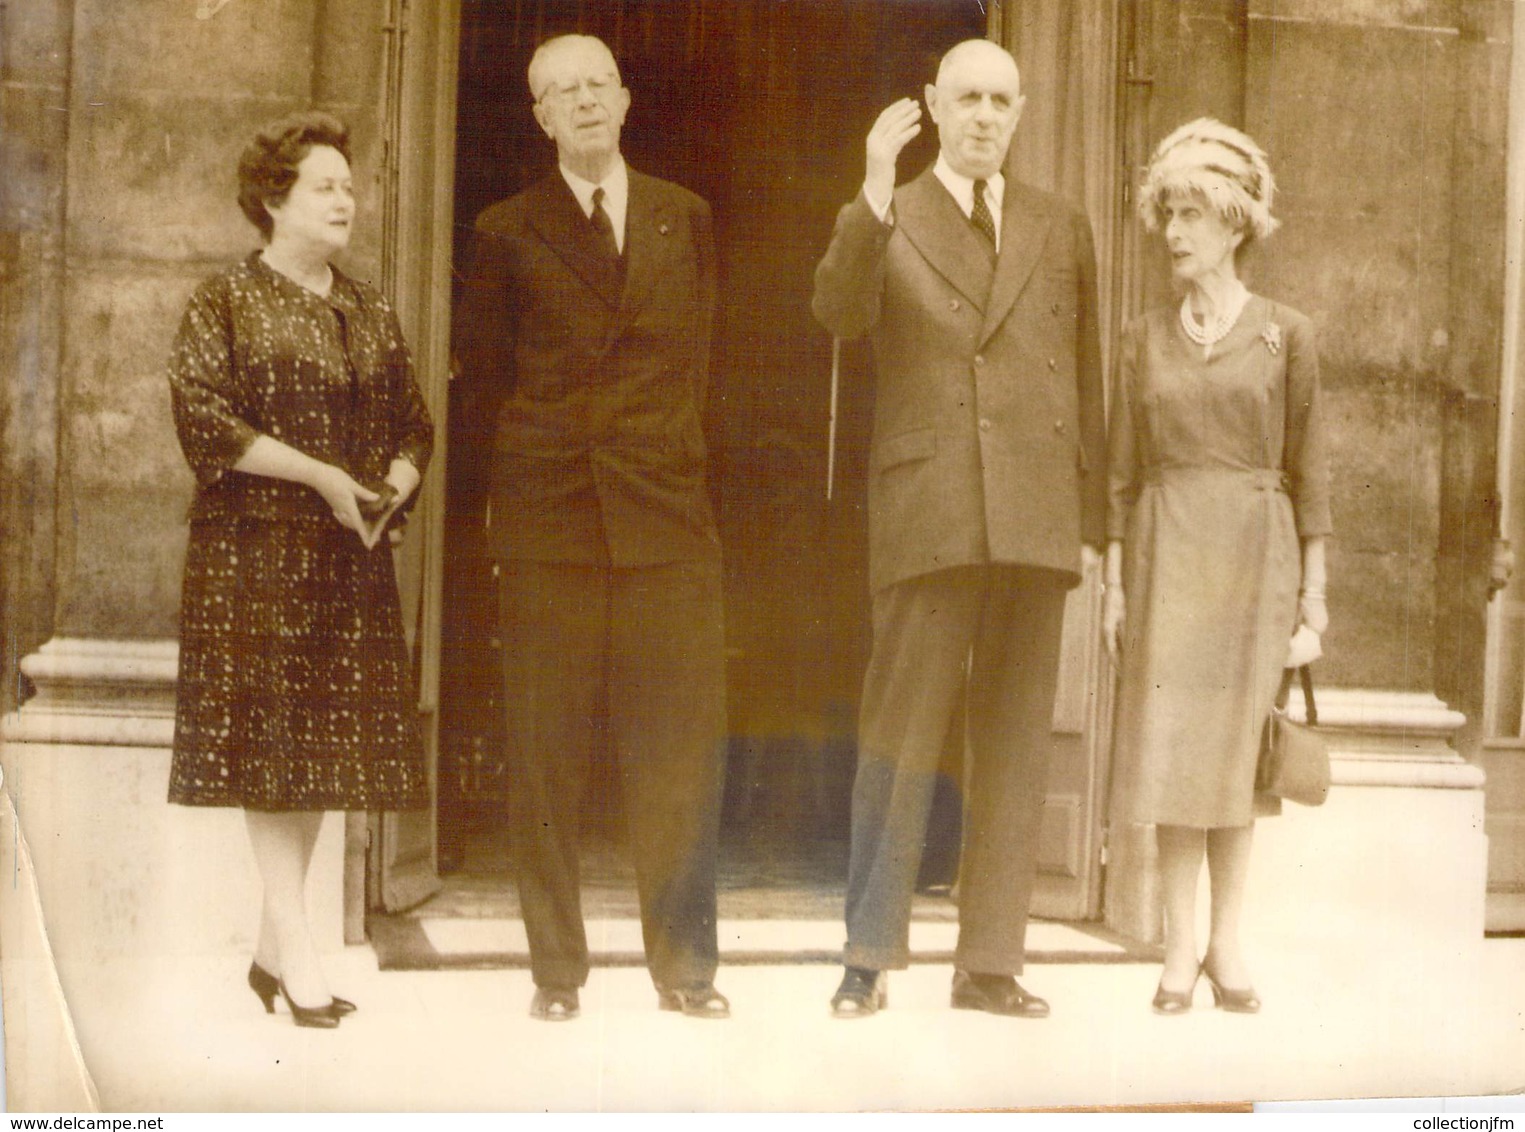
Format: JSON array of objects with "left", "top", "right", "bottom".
[{"left": 1180, "top": 283, "right": 1250, "bottom": 359}]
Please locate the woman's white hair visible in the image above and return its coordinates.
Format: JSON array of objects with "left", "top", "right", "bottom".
[{"left": 1138, "top": 117, "right": 1279, "bottom": 242}]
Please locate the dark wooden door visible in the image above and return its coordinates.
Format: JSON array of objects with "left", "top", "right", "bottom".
[
  {"left": 429, "top": 0, "right": 1121, "bottom": 922},
  {"left": 438, "top": 0, "right": 987, "bottom": 859}
]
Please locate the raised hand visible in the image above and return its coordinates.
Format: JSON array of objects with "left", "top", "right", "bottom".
[{"left": 865, "top": 97, "right": 922, "bottom": 206}]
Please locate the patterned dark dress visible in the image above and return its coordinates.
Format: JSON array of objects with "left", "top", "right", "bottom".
[{"left": 167, "top": 252, "right": 434, "bottom": 811}]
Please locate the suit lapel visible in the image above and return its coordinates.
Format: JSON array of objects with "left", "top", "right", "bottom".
[
  {"left": 895, "top": 169, "right": 995, "bottom": 312},
  {"left": 526, "top": 174, "right": 625, "bottom": 310},
  {"left": 617, "top": 171, "right": 674, "bottom": 324},
  {"left": 980, "top": 179, "right": 1052, "bottom": 348}
]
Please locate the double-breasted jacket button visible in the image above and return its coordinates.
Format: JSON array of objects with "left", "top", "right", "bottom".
[
  {"left": 1048, "top": 357, "right": 1058, "bottom": 371},
  {"left": 979, "top": 418, "right": 993, "bottom": 432},
  {"left": 1054, "top": 420, "right": 1067, "bottom": 434},
  {"left": 1051, "top": 301, "right": 1061, "bottom": 315},
  {"left": 950, "top": 299, "right": 961, "bottom": 312},
  {"left": 974, "top": 354, "right": 986, "bottom": 367}
]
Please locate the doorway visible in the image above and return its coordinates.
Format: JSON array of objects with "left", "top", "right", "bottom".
[
  {"left": 385, "top": 0, "right": 1121, "bottom": 930},
  {"left": 433, "top": 0, "right": 988, "bottom": 910}
]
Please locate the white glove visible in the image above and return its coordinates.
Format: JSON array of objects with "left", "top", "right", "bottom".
[{"left": 1286, "top": 624, "right": 1323, "bottom": 668}]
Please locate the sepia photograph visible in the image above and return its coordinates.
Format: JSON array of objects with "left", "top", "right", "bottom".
[{"left": 1, "top": 0, "right": 1523, "bottom": 1114}]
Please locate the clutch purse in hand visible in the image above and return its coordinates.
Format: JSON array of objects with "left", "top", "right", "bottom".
[
  {"left": 1256, "top": 665, "right": 1330, "bottom": 807},
  {"left": 359, "top": 482, "right": 399, "bottom": 520}
]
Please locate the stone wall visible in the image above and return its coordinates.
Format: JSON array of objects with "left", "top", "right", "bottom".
[
  {"left": 1121, "top": 2, "right": 1506, "bottom": 700},
  {"left": 0, "top": 0, "right": 69, "bottom": 715},
  {"left": 1243, "top": 1, "right": 1510, "bottom": 717},
  {"left": 1, "top": 1, "right": 394, "bottom": 698},
  {"left": 6, "top": 3, "right": 1513, "bottom": 767}
]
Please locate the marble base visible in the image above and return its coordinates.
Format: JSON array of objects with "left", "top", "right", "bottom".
[
  {"left": 0, "top": 789, "right": 101, "bottom": 1112},
  {"left": 1, "top": 638, "right": 346, "bottom": 962},
  {"left": 0, "top": 638, "right": 344, "bottom": 1109}
]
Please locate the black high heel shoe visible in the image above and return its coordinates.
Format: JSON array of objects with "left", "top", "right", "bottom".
[
  {"left": 328, "top": 993, "right": 357, "bottom": 1017},
  {"left": 279, "top": 979, "right": 341, "bottom": 1029},
  {"left": 250, "top": 961, "right": 355, "bottom": 1017},
  {"left": 1202, "top": 962, "right": 1261, "bottom": 1014},
  {"left": 1151, "top": 964, "right": 1200, "bottom": 1015},
  {"left": 248, "top": 961, "right": 279, "bottom": 1013}
]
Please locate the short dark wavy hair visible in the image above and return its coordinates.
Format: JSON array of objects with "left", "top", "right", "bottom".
[{"left": 236, "top": 111, "right": 351, "bottom": 239}]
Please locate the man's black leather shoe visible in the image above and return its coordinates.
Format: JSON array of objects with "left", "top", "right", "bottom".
[
  {"left": 830, "top": 966, "right": 887, "bottom": 1018},
  {"left": 950, "top": 970, "right": 1050, "bottom": 1018},
  {"left": 657, "top": 982, "right": 731, "bottom": 1019},
  {"left": 530, "top": 986, "right": 580, "bottom": 1021}
]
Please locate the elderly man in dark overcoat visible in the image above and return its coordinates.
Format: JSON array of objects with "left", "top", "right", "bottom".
[
  {"left": 453, "top": 33, "right": 729, "bottom": 1023},
  {"left": 813, "top": 38, "right": 1106, "bottom": 1018}
]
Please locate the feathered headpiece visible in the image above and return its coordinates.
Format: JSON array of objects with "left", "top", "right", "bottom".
[{"left": 1138, "top": 118, "right": 1279, "bottom": 241}]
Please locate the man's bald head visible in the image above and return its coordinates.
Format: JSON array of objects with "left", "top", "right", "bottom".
[
  {"left": 527, "top": 34, "right": 621, "bottom": 101},
  {"left": 925, "top": 39, "right": 1025, "bottom": 180},
  {"left": 935, "top": 39, "right": 1020, "bottom": 88}
]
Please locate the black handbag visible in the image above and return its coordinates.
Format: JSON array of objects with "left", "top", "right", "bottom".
[{"left": 1256, "top": 665, "right": 1330, "bottom": 806}]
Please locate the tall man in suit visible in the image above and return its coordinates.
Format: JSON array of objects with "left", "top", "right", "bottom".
[
  {"left": 813, "top": 39, "right": 1106, "bottom": 1018},
  {"left": 453, "top": 33, "right": 730, "bottom": 1022}
]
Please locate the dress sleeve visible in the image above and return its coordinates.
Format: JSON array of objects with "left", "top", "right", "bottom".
[
  {"left": 167, "top": 278, "right": 258, "bottom": 489},
  {"left": 381, "top": 301, "right": 435, "bottom": 477},
  {"left": 1282, "top": 313, "right": 1332, "bottom": 538},
  {"left": 1106, "top": 320, "right": 1144, "bottom": 542}
]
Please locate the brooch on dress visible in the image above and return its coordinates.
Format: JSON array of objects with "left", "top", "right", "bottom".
[{"left": 1262, "top": 322, "right": 1283, "bottom": 356}]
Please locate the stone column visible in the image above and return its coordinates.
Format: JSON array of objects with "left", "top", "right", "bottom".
[
  {"left": 1435, "top": 2, "right": 1512, "bottom": 753},
  {"left": 1240, "top": 0, "right": 1493, "bottom": 961},
  {"left": 2, "top": 0, "right": 86, "bottom": 1110},
  {"left": 1, "top": 0, "right": 69, "bottom": 716}
]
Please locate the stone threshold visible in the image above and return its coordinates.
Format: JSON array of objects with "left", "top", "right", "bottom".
[{"left": 368, "top": 913, "right": 1148, "bottom": 971}]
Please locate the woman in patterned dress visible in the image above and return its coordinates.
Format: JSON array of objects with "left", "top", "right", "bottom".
[
  {"left": 166, "top": 112, "right": 433, "bottom": 1027},
  {"left": 1102, "top": 120, "right": 1331, "bottom": 1015}
]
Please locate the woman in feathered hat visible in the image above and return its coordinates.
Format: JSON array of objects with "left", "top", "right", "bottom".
[{"left": 1102, "top": 119, "right": 1332, "bottom": 1014}]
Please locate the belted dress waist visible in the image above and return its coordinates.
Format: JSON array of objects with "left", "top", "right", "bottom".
[{"left": 1141, "top": 466, "right": 1289, "bottom": 493}]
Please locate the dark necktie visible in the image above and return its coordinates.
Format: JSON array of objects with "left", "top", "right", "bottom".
[
  {"left": 590, "top": 186, "right": 620, "bottom": 262},
  {"left": 970, "top": 179, "right": 997, "bottom": 249}
]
